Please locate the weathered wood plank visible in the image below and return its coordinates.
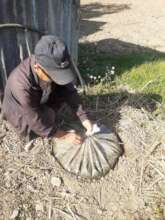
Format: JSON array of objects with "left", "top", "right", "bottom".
[{"left": 0, "top": 0, "right": 19, "bottom": 75}]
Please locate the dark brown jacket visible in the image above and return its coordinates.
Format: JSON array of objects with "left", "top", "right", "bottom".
[{"left": 2, "top": 56, "right": 87, "bottom": 137}]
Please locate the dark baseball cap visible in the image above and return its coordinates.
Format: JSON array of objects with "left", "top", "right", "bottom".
[{"left": 34, "top": 35, "right": 75, "bottom": 85}]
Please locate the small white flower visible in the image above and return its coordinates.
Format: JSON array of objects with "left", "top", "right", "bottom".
[
  {"left": 110, "top": 70, "right": 115, "bottom": 75},
  {"left": 90, "top": 75, "right": 93, "bottom": 79},
  {"left": 94, "top": 76, "right": 97, "bottom": 80},
  {"left": 98, "top": 75, "right": 101, "bottom": 79},
  {"left": 112, "top": 66, "right": 115, "bottom": 70}
]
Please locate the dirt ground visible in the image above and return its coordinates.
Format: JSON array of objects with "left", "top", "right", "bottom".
[
  {"left": 80, "top": 0, "right": 165, "bottom": 54},
  {"left": 0, "top": 103, "right": 165, "bottom": 220},
  {"left": 0, "top": 1, "right": 165, "bottom": 220}
]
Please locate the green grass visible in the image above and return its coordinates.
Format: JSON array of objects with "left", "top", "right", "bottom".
[
  {"left": 78, "top": 43, "right": 165, "bottom": 117},
  {"left": 118, "top": 60, "right": 165, "bottom": 98}
]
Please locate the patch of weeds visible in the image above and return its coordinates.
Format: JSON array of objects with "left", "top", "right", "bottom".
[{"left": 78, "top": 43, "right": 165, "bottom": 118}]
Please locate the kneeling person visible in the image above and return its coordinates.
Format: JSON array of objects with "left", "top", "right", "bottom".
[{"left": 2, "top": 35, "right": 92, "bottom": 144}]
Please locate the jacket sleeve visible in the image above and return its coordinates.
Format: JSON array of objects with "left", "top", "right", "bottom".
[
  {"left": 13, "top": 85, "right": 57, "bottom": 137},
  {"left": 57, "top": 83, "right": 88, "bottom": 122}
]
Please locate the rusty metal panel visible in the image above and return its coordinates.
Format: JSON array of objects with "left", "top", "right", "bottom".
[{"left": 0, "top": 0, "right": 80, "bottom": 95}]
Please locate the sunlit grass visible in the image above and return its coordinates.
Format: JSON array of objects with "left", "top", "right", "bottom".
[
  {"left": 78, "top": 44, "right": 165, "bottom": 118},
  {"left": 118, "top": 60, "right": 165, "bottom": 99}
]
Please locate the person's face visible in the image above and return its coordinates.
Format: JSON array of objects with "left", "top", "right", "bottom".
[{"left": 34, "top": 64, "right": 53, "bottom": 83}]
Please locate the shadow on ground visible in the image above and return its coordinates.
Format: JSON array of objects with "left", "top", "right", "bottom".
[
  {"left": 80, "top": 3, "right": 131, "bottom": 38},
  {"left": 79, "top": 2, "right": 165, "bottom": 75},
  {"left": 57, "top": 90, "right": 161, "bottom": 135},
  {"left": 78, "top": 39, "right": 165, "bottom": 79},
  {"left": 78, "top": 2, "right": 165, "bottom": 127},
  {"left": 82, "top": 90, "right": 162, "bottom": 130}
]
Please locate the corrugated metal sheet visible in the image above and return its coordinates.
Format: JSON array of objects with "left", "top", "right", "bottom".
[{"left": 0, "top": 0, "right": 80, "bottom": 94}]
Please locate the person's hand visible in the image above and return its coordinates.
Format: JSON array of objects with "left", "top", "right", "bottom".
[
  {"left": 54, "top": 129, "right": 83, "bottom": 145},
  {"left": 64, "top": 132, "right": 83, "bottom": 144},
  {"left": 82, "top": 119, "right": 93, "bottom": 136}
]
